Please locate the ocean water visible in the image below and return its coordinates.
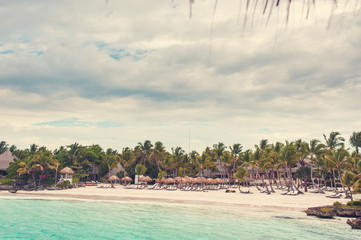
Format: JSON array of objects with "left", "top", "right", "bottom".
[{"left": 0, "top": 198, "right": 358, "bottom": 240}]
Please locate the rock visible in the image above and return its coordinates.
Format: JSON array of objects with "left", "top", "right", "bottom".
[
  {"left": 306, "top": 206, "right": 361, "bottom": 218},
  {"left": 336, "top": 208, "right": 361, "bottom": 218},
  {"left": 347, "top": 218, "right": 361, "bottom": 229},
  {"left": 305, "top": 207, "right": 336, "bottom": 218}
]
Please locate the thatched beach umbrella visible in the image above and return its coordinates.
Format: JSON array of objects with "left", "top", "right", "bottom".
[
  {"left": 121, "top": 176, "right": 133, "bottom": 183},
  {"left": 108, "top": 175, "right": 120, "bottom": 187},
  {"left": 174, "top": 177, "right": 182, "bottom": 184},
  {"left": 166, "top": 178, "right": 175, "bottom": 184},
  {"left": 108, "top": 175, "right": 120, "bottom": 182},
  {"left": 140, "top": 176, "right": 152, "bottom": 183}
]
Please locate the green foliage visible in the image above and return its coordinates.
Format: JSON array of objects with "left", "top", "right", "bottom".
[
  {"left": 98, "top": 162, "right": 110, "bottom": 178},
  {"left": 1, "top": 178, "right": 12, "bottom": 185},
  {"left": 6, "top": 161, "right": 21, "bottom": 179},
  {"left": 295, "top": 166, "right": 311, "bottom": 180},
  {"left": 320, "top": 207, "right": 334, "bottom": 212},
  {"left": 135, "top": 164, "right": 147, "bottom": 176},
  {"left": 72, "top": 176, "right": 79, "bottom": 184},
  {"left": 346, "top": 200, "right": 361, "bottom": 207},
  {"left": 116, "top": 171, "right": 124, "bottom": 179},
  {"left": 100, "top": 177, "right": 107, "bottom": 182},
  {"left": 57, "top": 180, "right": 71, "bottom": 188},
  {"left": 145, "top": 161, "right": 158, "bottom": 179},
  {"left": 342, "top": 171, "right": 356, "bottom": 187},
  {"left": 333, "top": 201, "right": 342, "bottom": 207},
  {"left": 158, "top": 170, "right": 166, "bottom": 180},
  {"left": 233, "top": 166, "right": 249, "bottom": 182}
]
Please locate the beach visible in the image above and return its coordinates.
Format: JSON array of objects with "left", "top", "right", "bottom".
[{"left": 1, "top": 186, "right": 357, "bottom": 211}]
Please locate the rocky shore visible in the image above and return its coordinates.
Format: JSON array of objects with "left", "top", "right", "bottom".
[{"left": 306, "top": 206, "right": 361, "bottom": 229}]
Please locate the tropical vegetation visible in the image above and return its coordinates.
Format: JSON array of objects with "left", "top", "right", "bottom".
[{"left": 1, "top": 131, "right": 360, "bottom": 196}]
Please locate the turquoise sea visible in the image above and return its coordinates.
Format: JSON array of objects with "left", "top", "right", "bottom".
[{"left": 0, "top": 198, "right": 359, "bottom": 240}]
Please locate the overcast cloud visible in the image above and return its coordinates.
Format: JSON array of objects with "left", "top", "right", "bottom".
[{"left": 1, "top": 0, "right": 361, "bottom": 151}]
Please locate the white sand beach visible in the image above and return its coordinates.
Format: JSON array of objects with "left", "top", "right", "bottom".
[{"left": 1, "top": 186, "right": 358, "bottom": 212}]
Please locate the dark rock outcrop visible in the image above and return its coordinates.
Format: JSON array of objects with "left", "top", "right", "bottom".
[
  {"left": 336, "top": 208, "right": 361, "bottom": 218},
  {"left": 347, "top": 218, "right": 361, "bottom": 229},
  {"left": 305, "top": 207, "right": 336, "bottom": 218},
  {"left": 306, "top": 206, "right": 361, "bottom": 218}
]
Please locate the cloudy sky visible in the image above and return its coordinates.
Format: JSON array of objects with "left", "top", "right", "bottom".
[{"left": 1, "top": 0, "right": 360, "bottom": 152}]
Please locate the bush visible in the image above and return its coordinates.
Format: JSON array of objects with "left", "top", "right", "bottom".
[
  {"left": 100, "top": 177, "right": 107, "bottom": 182},
  {"left": 1, "top": 178, "right": 12, "bottom": 185},
  {"left": 333, "top": 201, "right": 342, "bottom": 207},
  {"left": 320, "top": 207, "right": 333, "bottom": 212},
  {"left": 72, "top": 177, "right": 79, "bottom": 184},
  {"left": 347, "top": 200, "right": 361, "bottom": 207},
  {"left": 57, "top": 180, "right": 71, "bottom": 188}
]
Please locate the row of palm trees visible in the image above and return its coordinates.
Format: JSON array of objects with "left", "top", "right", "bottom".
[{"left": 1, "top": 131, "right": 361, "bottom": 196}]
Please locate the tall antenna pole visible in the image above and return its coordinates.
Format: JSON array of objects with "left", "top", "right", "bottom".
[{"left": 189, "top": 128, "right": 191, "bottom": 154}]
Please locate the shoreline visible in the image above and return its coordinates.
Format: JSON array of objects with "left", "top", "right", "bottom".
[{"left": 1, "top": 186, "right": 358, "bottom": 213}]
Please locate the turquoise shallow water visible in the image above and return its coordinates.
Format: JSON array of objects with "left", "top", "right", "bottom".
[{"left": 0, "top": 198, "right": 359, "bottom": 240}]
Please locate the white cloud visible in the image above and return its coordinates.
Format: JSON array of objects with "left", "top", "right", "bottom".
[{"left": 1, "top": 0, "right": 361, "bottom": 152}]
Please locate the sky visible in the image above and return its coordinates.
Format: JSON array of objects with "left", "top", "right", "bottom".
[{"left": 1, "top": 0, "right": 361, "bottom": 152}]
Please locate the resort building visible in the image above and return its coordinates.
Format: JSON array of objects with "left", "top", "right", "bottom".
[
  {"left": 59, "top": 167, "right": 75, "bottom": 184},
  {"left": 0, "top": 150, "right": 17, "bottom": 176}
]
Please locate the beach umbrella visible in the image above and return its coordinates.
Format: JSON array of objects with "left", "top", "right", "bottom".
[
  {"left": 215, "top": 178, "right": 223, "bottom": 184},
  {"left": 144, "top": 176, "right": 152, "bottom": 182},
  {"left": 108, "top": 175, "right": 120, "bottom": 188},
  {"left": 174, "top": 177, "right": 182, "bottom": 184},
  {"left": 158, "top": 177, "right": 166, "bottom": 184},
  {"left": 166, "top": 178, "right": 175, "bottom": 184},
  {"left": 108, "top": 175, "right": 120, "bottom": 182},
  {"left": 140, "top": 176, "right": 152, "bottom": 183},
  {"left": 121, "top": 176, "right": 133, "bottom": 182}
]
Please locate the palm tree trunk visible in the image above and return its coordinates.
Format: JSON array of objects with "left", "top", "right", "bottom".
[
  {"left": 310, "top": 155, "right": 315, "bottom": 189},
  {"left": 38, "top": 170, "right": 44, "bottom": 187}
]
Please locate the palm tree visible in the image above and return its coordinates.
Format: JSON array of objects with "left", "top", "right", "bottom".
[
  {"left": 135, "top": 164, "right": 147, "bottom": 187},
  {"left": 104, "top": 148, "right": 120, "bottom": 178},
  {"left": 119, "top": 147, "right": 135, "bottom": 185},
  {"left": 280, "top": 142, "right": 303, "bottom": 194},
  {"left": 342, "top": 171, "right": 356, "bottom": 201},
  {"left": 35, "top": 149, "right": 58, "bottom": 186},
  {"left": 233, "top": 166, "right": 250, "bottom": 193},
  {"left": 329, "top": 147, "right": 351, "bottom": 195},
  {"left": 229, "top": 143, "right": 243, "bottom": 183},
  {"left": 17, "top": 157, "right": 43, "bottom": 190},
  {"left": 350, "top": 131, "right": 361, "bottom": 158},
  {"left": 323, "top": 131, "right": 345, "bottom": 150},
  {"left": 137, "top": 140, "right": 153, "bottom": 165},
  {"left": 213, "top": 142, "right": 226, "bottom": 180},
  {"left": 150, "top": 141, "right": 166, "bottom": 170},
  {"left": 0, "top": 141, "right": 9, "bottom": 154},
  {"left": 303, "top": 139, "right": 326, "bottom": 188}
]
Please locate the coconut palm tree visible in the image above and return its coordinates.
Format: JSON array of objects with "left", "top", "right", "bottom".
[
  {"left": 233, "top": 166, "right": 251, "bottom": 193},
  {"left": 229, "top": 143, "right": 243, "bottom": 183},
  {"left": 104, "top": 148, "right": 120, "bottom": 178},
  {"left": 135, "top": 164, "right": 147, "bottom": 186},
  {"left": 213, "top": 142, "right": 226, "bottom": 179},
  {"left": 280, "top": 142, "right": 303, "bottom": 194},
  {"left": 350, "top": 131, "right": 361, "bottom": 158},
  {"left": 303, "top": 139, "right": 326, "bottom": 188},
  {"left": 0, "top": 141, "right": 9, "bottom": 154},
  {"left": 323, "top": 131, "right": 345, "bottom": 150},
  {"left": 150, "top": 141, "right": 166, "bottom": 170},
  {"left": 119, "top": 147, "right": 135, "bottom": 185},
  {"left": 136, "top": 140, "right": 153, "bottom": 165},
  {"left": 34, "top": 149, "right": 58, "bottom": 186},
  {"left": 342, "top": 171, "right": 356, "bottom": 201}
]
